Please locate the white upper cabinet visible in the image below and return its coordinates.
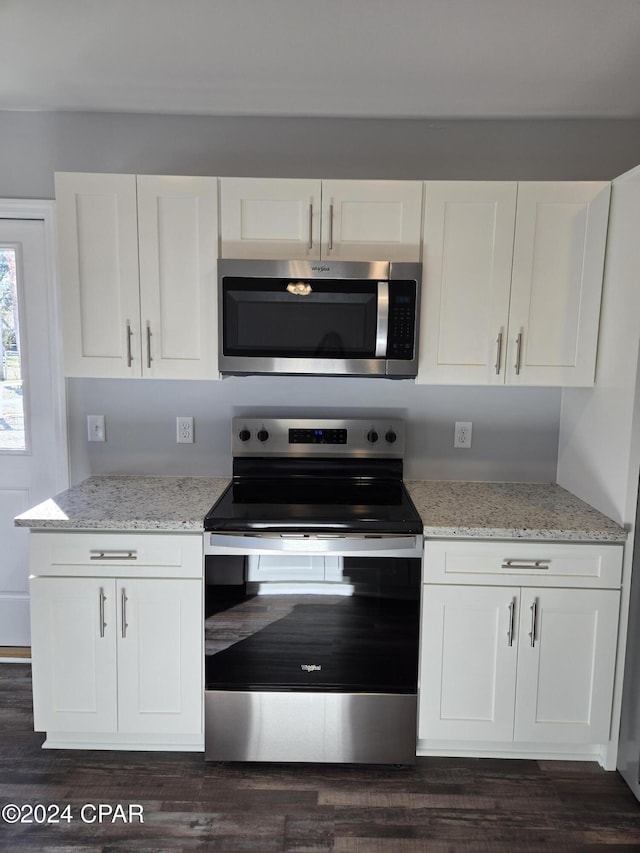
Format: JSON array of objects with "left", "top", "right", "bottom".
[
  {"left": 219, "top": 177, "right": 423, "bottom": 261},
  {"left": 56, "top": 172, "right": 219, "bottom": 379},
  {"left": 320, "top": 180, "right": 423, "bottom": 261},
  {"left": 506, "top": 182, "right": 610, "bottom": 386},
  {"left": 418, "top": 181, "right": 611, "bottom": 386},
  {"left": 418, "top": 182, "right": 517, "bottom": 385},
  {"left": 56, "top": 173, "right": 141, "bottom": 379},
  {"left": 136, "top": 176, "right": 218, "bottom": 380},
  {"left": 220, "top": 178, "right": 321, "bottom": 259}
]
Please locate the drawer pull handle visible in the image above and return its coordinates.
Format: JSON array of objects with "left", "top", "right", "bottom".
[
  {"left": 99, "top": 587, "right": 107, "bottom": 638},
  {"left": 507, "top": 597, "right": 516, "bottom": 647},
  {"left": 90, "top": 550, "right": 138, "bottom": 561},
  {"left": 501, "top": 559, "right": 550, "bottom": 570}
]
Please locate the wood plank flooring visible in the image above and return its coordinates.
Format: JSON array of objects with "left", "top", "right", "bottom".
[{"left": 1, "top": 663, "right": 640, "bottom": 851}]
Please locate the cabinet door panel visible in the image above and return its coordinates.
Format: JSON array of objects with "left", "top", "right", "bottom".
[
  {"left": 322, "top": 180, "right": 422, "bottom": 261},
  {"left": 507, "top": 182, "right": 610, "bottom": 386},
  {"left": 419, "top": 585, "right": 518, "bottom": 741},
  {"left": 56, "top": 173, "right": 141, "bottom": 377},
  {"left": 220, "top": 178, "right": 321, "bottom": 259},
  {"left": 514, "top": 587, "right": 619, "bottom": 743},
  {"left": 137, "top": 176, "right": 219, "bottom": 379},
  {"left": 117, "top": 579, "right": 202, "bottom": 735},
  {"left": 418, "top": 182, "right": 517, "bottom": 384},
  {"left": 29, "top": 577, "right": 117, "bottom": 733}
]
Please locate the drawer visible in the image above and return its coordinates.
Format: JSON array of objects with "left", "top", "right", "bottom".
[
  {"left": 423, "top": 540, "right": 623, "bottom": 588},
  {"left": 29, "top": 531, "right": 202, "bottom": 578}
]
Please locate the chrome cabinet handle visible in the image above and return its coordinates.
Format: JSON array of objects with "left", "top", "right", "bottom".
[
  {"left": 121, "top": 588, "right": 128, "bottom": 639},
  {"left": 146, "top": 323, "right": 152, "bottom": 369},
  {"left": 90, "top": 550, "right": 138, "bottom": 561},
  {"left": 328, "top": 203, "right": 334, "bottom": 252},
  {"left": 501, "top": 559, "right": 550, "bottom": 570},
  {"left": 495, "top": 331, "right": 503, "bottom": 375},
  {"left": 529, "top": 597, "right": 539, "bottom": 647},
  {"left": 99, "top": 587, "right": 107, "bottom": 638},
  {"left": 515, "top": 331, "right": 523, "bottom": 375},
  {"left": 507, "top": 597, "right": 516, "bottom": 647},
  {"left": 308, "top": 203, "right": 313, "bottom": 250},
  {"left": 126, "top": 323, "right": 133, "bottom": 367}
]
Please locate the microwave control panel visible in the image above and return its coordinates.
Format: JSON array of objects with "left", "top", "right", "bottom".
[{"left": 387, "top": 281, "right": 417, "bottom": 359}]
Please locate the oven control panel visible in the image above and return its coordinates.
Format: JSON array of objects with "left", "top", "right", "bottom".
[{"left": 232, "top": 418, "right": 405, "bottom": 457}]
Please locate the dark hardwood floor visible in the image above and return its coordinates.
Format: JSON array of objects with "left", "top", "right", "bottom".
[{"left": 1, "top": 663, "right": 640, "bottom": 852}]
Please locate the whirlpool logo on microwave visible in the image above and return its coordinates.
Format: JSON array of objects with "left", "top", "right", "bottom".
[{"left": 301, "top": 664, "right": 322, "bottom": 672}]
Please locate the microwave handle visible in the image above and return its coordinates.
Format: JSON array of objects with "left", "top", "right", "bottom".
[{"left": 375, "top": 282, "right": 389, "bottom": 357}]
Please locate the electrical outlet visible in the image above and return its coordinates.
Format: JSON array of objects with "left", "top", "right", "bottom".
[
  {"left": 176, "top": 416, "right": 194, "bottom": 444},
  {"left": 87, "top": 415, "right": 106, "bottom": 442},
  {"left": 454, "top": 421, "right": 472, "bottom": 449}
]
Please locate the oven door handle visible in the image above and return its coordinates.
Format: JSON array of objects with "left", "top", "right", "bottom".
[
  {"left": 375, "top": 281, "right": 389, "bottom": 357},
  {"left": 206, "top": 532, "right": 422, "bottom": 554}
]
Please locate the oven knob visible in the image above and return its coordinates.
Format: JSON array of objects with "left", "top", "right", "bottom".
[
  {"left": 257, "top": 429, "right": 270, "bottom": 442},
  {"left": 238, "top": 429, "right": 251, "bottom": 442},
  {"left": 385, "top": 430, "right": 397, "bottom": 444},
  {"left": 367, "top": 429, "right": 379, "bottom": 444}
]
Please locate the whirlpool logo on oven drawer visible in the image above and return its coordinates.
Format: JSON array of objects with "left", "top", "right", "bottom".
[{"left": 301, "top": 664, "right": 322, "bottom": 672}]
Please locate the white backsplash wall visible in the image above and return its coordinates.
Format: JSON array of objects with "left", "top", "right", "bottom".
[{"left": 67, "top": 377, "right": 561, "bottom": 485}]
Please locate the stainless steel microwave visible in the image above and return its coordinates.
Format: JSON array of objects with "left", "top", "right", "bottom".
[{"left": 218, "top": 259, "right": 421, "bottom": 377}]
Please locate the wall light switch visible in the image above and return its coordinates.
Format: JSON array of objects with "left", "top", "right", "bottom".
[{"left": 87, "top": 415, "right": 106, "bottom": 442}]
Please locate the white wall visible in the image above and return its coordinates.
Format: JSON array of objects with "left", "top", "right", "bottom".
[
  {"left": 557, "top": 166, "right": 640, "bottom": 784},
  {"left": 2, "top": 112, "right": 640, "bottom": 199}
]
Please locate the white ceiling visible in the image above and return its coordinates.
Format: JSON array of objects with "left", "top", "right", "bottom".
[{"left": 3, "top": 0, "right": 640, "bottom": 119}]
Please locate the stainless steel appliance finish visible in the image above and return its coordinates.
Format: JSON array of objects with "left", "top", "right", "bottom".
[
  {"left": 203, "top": 417, "right": 423, "bottom": 765},
  {"left": 204, "top": 692, "right": 418, "bottom": 765},
  {"left": 218, "top": 259, "right": 421, "bottom": 377}
]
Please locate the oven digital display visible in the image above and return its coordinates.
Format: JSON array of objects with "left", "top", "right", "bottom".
[{"left": 289, "top": 428, "right": 347, "bottom": 444}]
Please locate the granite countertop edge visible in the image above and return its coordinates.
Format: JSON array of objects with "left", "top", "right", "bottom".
[{"left": 14, "top": 475, "right": 627, "bottom": 543}]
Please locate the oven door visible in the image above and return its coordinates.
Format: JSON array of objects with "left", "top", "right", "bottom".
[{"left": 203, "top": 533, "right": 422, "bottom": 764}]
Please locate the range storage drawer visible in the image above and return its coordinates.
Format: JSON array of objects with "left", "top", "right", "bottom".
[{"left": 423, "top": 540, "right": 623, "bottom": 588}]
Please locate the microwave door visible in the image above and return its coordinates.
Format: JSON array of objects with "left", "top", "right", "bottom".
[{"left": 375, "top": 282, "right": 389, "bottom": 357}]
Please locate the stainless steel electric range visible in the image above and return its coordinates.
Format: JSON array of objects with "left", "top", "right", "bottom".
[{"left": 203, "top": 417, "right": 423, "bottom": 765}]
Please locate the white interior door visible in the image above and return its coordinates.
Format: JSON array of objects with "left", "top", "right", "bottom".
[{"left": 0, "top": 211, "right": 67, "bottom": 647}]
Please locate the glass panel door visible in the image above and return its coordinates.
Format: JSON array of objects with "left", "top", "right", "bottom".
[{"left": 0, "top": 247, "right": 26, "bottom": 452}]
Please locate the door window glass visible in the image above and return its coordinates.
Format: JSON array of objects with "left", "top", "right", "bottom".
[{"left": 0, "top": 246, "right": 26, "bottom": 452}]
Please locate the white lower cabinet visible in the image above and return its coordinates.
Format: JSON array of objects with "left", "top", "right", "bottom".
[
  {"left": 419, "top": 541, "right": 623, "bottom": 764},
  {"left": 28, "top": 532, "right": 203, "bottom": 750}
]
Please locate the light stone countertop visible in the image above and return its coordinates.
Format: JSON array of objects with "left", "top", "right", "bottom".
[
  {"left": 14, "top": 475, "right": 230, "bottom": 532},
  {"left": 15, "top": 475, "right": 626, "bottom": 542},
  {"left": 405, "top": 480, "right": 626, "bottom": 542}
]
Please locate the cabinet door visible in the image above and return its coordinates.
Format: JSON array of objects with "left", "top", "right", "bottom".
[
  {"left": 116, "top": 578, "right": 202, "bottom": 735},
  {"left": 507, "top": 182, "right": 610, "bottom": 386},
  {"left": 220, "top": 178, "right": 321, "bottom": 259},
  {"left": 514, "top": 587, "right": 619, "bottom": 744},
  {"left": 137, "top": 176, "right": 219, "bottom": 379},
  {"left": 417, "top": 182, "right": 517, "bottom": 384},
  {"left": 321, "top": 180, "right": 423, "bottom": 261},
  {"left": 55, "top": 172, "right": 141, "bottom": 378},
  {"left": 29, "top": 577, "right": 118, "bottom": 733},
  {"left": 419, "top": 585, "right": 518, "bottom": 742}
]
